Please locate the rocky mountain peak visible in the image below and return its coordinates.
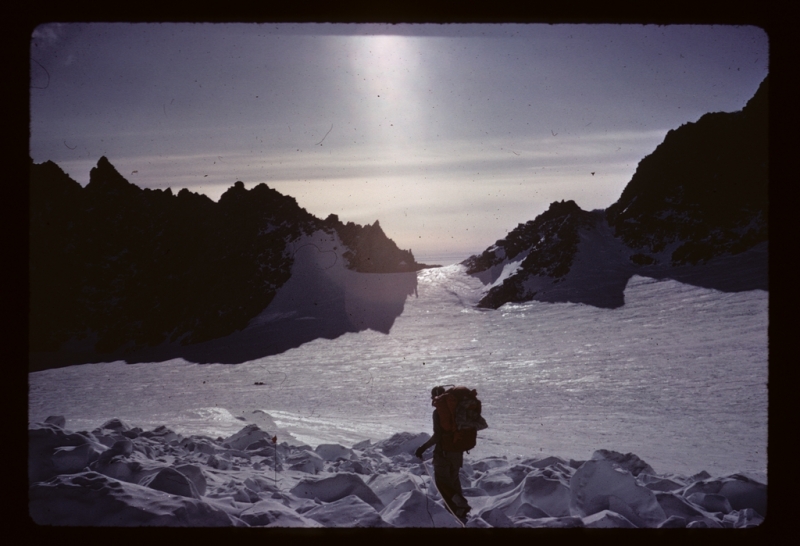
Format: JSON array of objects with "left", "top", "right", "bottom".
[
  {"left": 464, "top": 76, "right": 768, "bottom": 310},
  {"left": 29, "top": 158, "right": 426, "bottom": 369},
  {"left": 87, "top": 156, "right": 134, "bottom": 194}
]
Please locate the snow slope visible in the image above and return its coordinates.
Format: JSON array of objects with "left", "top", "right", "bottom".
[
  {"left": 30, "top": 264, "right": 767, "bottom": 485},
  {"left": 110, "top": 230, "right": 419, "bottom": 365}
]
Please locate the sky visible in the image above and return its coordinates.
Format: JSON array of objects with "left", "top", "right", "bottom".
[{"left": 29, "top": 23, "right": 768, "bottom": 260}]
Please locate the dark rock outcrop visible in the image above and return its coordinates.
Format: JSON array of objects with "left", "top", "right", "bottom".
[
  {"left": 606, "top": 76, "right": 768, "bottom": 266},
  {"left": 29, "top": 158, "right": 426, "bottom": 370},
  {"left": 326, "top": 215, "right": 419, "bottom": 273},
  {"left": 464, "top": 77, "right": 768, "bottom": 309},
  {"left": 463, "top": 200, "right": 597, "bottom": 309}
]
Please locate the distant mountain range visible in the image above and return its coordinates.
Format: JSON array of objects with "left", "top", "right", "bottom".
[
  {"left": 463, "top": 76, "right": 768, "bottom": 309},
  {"left": 30, "top": 77, "right": 768, "bottom": 370},
  {"left": 29, "top": 157, "right": 428, "bottom": 370}
]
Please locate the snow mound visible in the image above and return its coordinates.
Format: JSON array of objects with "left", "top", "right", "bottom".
[
  {"left": 380, "top": 488, "right": 461, "bottom": 528},
  {"left": 304, "top": 495, "right": 391, "bottom": 527},
  {"left": 239, "top": 499, "right": 322, "bottom": 527},
  {"left": 28, "top": 417, "right": 767, "bottom": 528},
  {"left": 682, "top": 473, "right": 767, "bottom": 516},
  {"left": 139, "top": 467, "right": 201, "bottom": 499},
  {"left": 315, "top": 443, "right": 355, "bottom": 461},
  {"left": 582, "top": 509, "right": 637, "bottom": 528},
  {"left": 484, "top": 471, "right": 572, "bottom": 518},
  {"left": 290, "top": 473, "right": 384, "bottom": 510},
  {"left": 591, "top": 449, "right": 656, "bottom": 476},
  {"left": 366, "top": 472, "right": 421, "bottom": 506},
  {"left": 285, "top": 449, "right": 325, "bottom": 474},
  {"left": 29, "top": 471, "right": 243, "bottom": 526},
  {"left": 570, "top": 459, "right": 666, "bottom": 527},
  {"left": 372, "top": 432, "right": 429, "bottom": 457},
  {"left": 223, "top": 424, "right": 273, "bottom": 451}
]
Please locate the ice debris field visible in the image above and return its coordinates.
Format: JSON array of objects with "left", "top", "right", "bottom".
[{"left": 28, "top": 415, "right": 766, "bottom": 528}]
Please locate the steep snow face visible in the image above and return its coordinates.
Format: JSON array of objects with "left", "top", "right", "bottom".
[
  {"left": 248, "top": 230, "right": 418, "bottom": 335},
  {"left": 105, "top": 230, "right": 419, "bottom": 365},
  {"left": 516, "top": 213, "right": 634, "bottom": 308},
  {"left": 465, "top": 203, "right": 604, "bottom": 309},
  {"left": 465, "top": 205, "right": 767, "bottom": 310},
  {"left": 472, "top": 253, "right": 528, "bottom": 288},
  {"left": 29, "top": 265, "right": 767, "bottom": 482}
]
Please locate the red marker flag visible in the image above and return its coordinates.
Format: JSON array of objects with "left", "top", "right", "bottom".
[{"left": 272, "top": 435, "right": 277, "bottom": 444}]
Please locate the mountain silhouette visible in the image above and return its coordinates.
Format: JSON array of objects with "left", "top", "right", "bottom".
[
  {"left": 29, "top": 158, "right": 428, "bottom": 371},
  {"left": 464, "top": 76, "right": 768, "bottom": 309}
]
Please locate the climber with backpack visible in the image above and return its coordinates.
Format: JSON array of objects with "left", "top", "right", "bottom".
[{"left": 415, "top": 385, "right": 488, "bottom": 525}]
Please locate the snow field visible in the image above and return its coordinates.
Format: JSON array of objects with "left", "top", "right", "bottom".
[{"left": 29, "top": 265, "right": 767, "bottom": 480}]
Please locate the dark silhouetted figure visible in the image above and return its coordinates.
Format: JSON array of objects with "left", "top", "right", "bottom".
[{"left": 415, "top": 386, "right": 471, "bottom": 523}]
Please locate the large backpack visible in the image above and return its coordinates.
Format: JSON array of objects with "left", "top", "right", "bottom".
[{"left": 432, "top": 385, "right": 488, "bottom": 452}]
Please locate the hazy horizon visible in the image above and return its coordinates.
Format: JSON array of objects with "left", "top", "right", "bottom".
[{"left": 30, "top": 23, "right": 768, "bottom": 257}]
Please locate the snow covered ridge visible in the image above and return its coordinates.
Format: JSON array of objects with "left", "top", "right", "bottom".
[
  {"left": 29, "top": 417, "right": 766, "bottom": 528},
  {"left": 464, "top": 76, "right": 768, "bottom": 310},
  {"left": 29, "top": 157, "right": 429, "bottom": 371}
]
